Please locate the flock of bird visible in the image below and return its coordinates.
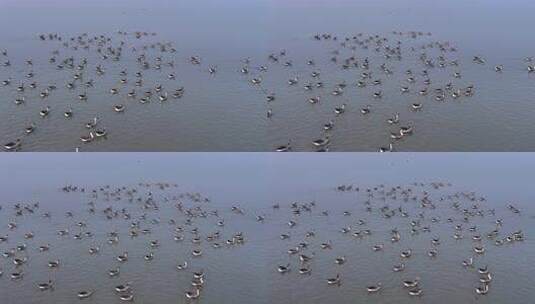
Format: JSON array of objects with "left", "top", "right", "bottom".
[
  {"left": 272, "top": 182, "right": 525, "bottom": 299},
  {"left": 2, "top": 30, "right": 535, "bottom": 151},
  {"left": 0, "top": 181, "right": 527, "bottom": 302},
  {"left": 1, "top": 31, "right": 189, "bottom": 152}
]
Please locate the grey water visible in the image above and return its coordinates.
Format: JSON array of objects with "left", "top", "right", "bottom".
[
  {"left": 0, "top": 153, "right": 533, "bottom": 303},
  {"left": 1, "top": 0, "right": 535, "bottom": 151}
]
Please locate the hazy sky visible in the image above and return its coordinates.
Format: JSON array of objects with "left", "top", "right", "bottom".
[
  {"left": 2, "top": 0, "right": 533, "bottom": 55},
  {"left": 1, "top": 153, "right": 534, "bottom": 201}
]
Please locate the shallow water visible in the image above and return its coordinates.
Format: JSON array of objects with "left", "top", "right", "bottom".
[
  {"left": 0, "top": 153, "right": 533, "bottom": 303},
  {"left": 1, "top": 0, "right": 535, "bottom": 151}
]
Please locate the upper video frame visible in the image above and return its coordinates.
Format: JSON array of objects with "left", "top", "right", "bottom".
[{"left": 1, "top": 0, "right": 533, "bottom": 152}]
